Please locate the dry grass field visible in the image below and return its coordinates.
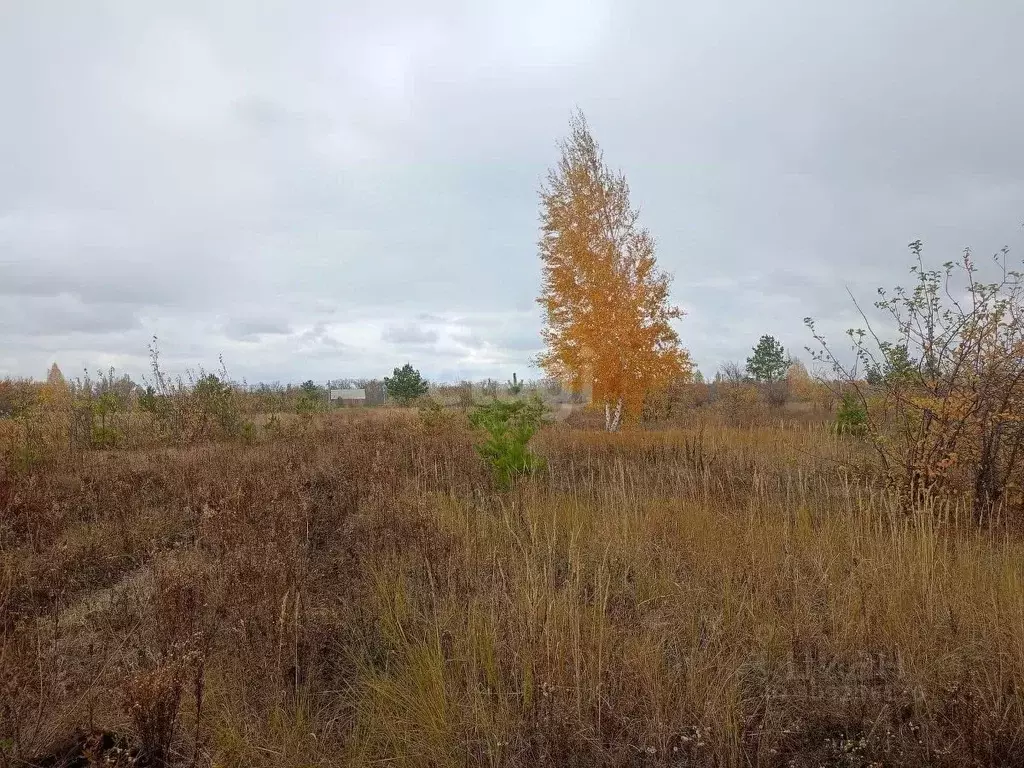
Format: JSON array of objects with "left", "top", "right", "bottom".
[{"left": 2, "top": 406, "right": 1023, "bottom": 767}]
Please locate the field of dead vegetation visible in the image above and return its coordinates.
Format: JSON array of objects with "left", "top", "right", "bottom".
[{"left": 2, "top": 409, "right": 1023, "bottom": 767}]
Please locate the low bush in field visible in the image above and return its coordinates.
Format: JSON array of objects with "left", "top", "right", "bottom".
[
  {"left": 809, "top": 241, "right": 1024, "bottom": 518},
  {"left": 835, "top": 391, "right": 868, "bottom": 436},
  {"left": 468, "top": 396, "right": 547, "bottom": 488}
]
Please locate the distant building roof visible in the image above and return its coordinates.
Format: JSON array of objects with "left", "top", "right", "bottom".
[{"left": 330, "top": 388, "right": 366, "bottom": 400}]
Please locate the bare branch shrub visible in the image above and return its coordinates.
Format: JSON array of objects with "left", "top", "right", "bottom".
[{"left": 807, "top": 240, "right": 1024, "bottom": 518}]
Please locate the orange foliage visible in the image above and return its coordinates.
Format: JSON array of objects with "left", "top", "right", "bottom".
[
  {"left": 785, "top": 360, "right": 817, "bottom": 402},
  {"left": 536, "top": 112, "right": 691, "bottom": 430}
]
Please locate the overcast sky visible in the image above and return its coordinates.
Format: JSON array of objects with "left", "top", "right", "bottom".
[{"left": 2, "top": 0, "right": 1022, "bottom": 385}]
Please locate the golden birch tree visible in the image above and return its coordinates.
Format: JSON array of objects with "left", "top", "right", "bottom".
[{"left": 536, "top": 112, "right": 691, "bottom": 431}]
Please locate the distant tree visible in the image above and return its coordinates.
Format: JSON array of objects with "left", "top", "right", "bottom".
[
  {"left": 297, "top": 379, "right": 326, "bottom": 415},
  {"left": 46, "top": 363, "right": 66, "bottom": 390},
  {"left": 300, "top": 380, "right": 323, "bottom": 398},
  {"left": 746, "top": 335, "right": 788, "bottom": 382},
  {"left": 785, "top": 359, "right": 817, "bottom": 401},
  {"left": 40, "top": 362, "right": 71, "bottom": 412},
  {"left": 865, "top": 343, "right": 916, "bottom": 386},
  {"left": 536, "top": 111, "right": 692, "bottom": 431},
  {"left": 716, "top": 361, "right": 747, "bottom": 384},
  {"left": 0, "top": 379, "right": 35, "bottom": 419},
  {"left": 139, "top": 385, "right": 159, "bottom": 414},
  {"left": 507, "top": 372, "right": 523, "bottom": 396},
  {"left": 693, "top": 370, "right": 705, "bottom": 385},
  {"left": 92, "top": 390, "right": 120, "bottom": 448},
  {"left": 834, "top": 390, "right": 868, "bottom": 436},
  {"left": 384, "top": 363, "right": 429, "bottom": 406}
]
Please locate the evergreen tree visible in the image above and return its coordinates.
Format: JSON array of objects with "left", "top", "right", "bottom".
[
  {"left": 746, "top": 335, "right": 788, "bottom": 381},
  {"left": 384, "top": 364, "right": 429, "bottom": 405}
]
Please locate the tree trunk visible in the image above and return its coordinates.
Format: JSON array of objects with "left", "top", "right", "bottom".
[{"left": 605, "top": 397, "right": 623, "bottom": 432}]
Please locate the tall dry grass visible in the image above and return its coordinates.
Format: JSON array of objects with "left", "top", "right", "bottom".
[{"left": 1, "top": 411, "right": 1022, "bottom": 766}]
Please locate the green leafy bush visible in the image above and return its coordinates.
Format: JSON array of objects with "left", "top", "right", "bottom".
[
  {"left": 296, "top": 383, "right": 326, "bottom": 419},
  {"left": 92, "top": 391, "right": 120, "bottom": 448},
  {"left": 139, "top": 341, "right": 244, "bottom": 443},
  {"left": 192, "top": 373, "right": 241, "bottom": 437},
  {"left": 834, "top": 391, "right": 867, "bottom": 436},
  {"left": 139, "top": 385, "right": 160, "bottom": 414},
  {"left": 468, "top": 396, "right": 546, "bottom": 488}
]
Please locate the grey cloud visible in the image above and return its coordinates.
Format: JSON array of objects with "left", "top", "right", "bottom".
[
  {"left": 449, "top": 330, "right": 485, "bottom": 349},
  {"left": 223, "top": 316, "right": 293, "bottom": 341},
  {"left": 416, "top": 312, "right": 447, "bottom": 323},
  {"left": 1, "top": 295, "right": 140, "bottom": 338},
  {"left": 381, "top": 324, "right": 440, "bottom": 345},
  {"left": 2, "top": 0, "right": 1023, "bottom": 382},
  {"left": 451, "top": 327, "right": 540, "bottom": 354},
  {"left": 297, "top": 323, "right": 347, "bottom": 349}
]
